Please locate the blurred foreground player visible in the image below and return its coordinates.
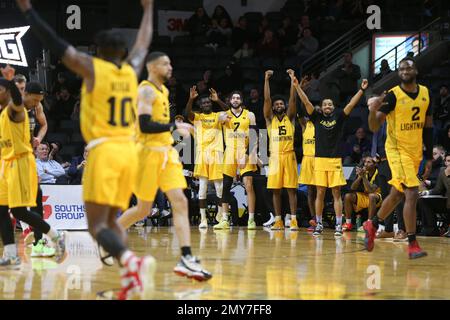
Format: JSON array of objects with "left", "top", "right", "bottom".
[{"left": 16, "top": 0, "right": 157, "bottom": 298}]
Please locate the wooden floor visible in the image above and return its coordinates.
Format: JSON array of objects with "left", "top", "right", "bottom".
[{"left": 0, "top": 227, "right": 449, "bottom": 300}]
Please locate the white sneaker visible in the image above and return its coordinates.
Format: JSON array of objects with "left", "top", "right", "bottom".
[
  {"left": 263, "top": 212, "right": 275, "bottom": 227},
  {"left": 285, "top": 217, "right": 291, "bottom": 228},
  {"left": 199, "top": 219, "right": 208, "bottom": 229},
  {"left": 160, "top": 210, "right": 171, "bottom": 218}
]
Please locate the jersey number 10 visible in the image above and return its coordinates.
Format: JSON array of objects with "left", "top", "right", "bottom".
[{"left": 108, "top": 97, "right": 132, "bottom": 127}]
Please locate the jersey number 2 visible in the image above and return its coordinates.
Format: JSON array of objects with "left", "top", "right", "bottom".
[
  {"left": 108, "top": 97, "right": 132, "bottom": 127},
  {"left": 411, "top": 107, "right": 420, "bottom": 121}
]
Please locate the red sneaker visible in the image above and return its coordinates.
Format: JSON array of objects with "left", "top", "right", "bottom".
[
  {"left": 342, "top": 222, "right": 353, "bottom": 232},
  {"left": 118, "top": 255, "right": 156, "bottom": 300},
  {"left": 363, "top": 220, "right": 377, "bottom": 252},
  {"left": 408, "top": 240, "right": 427, "bottom": 259}
]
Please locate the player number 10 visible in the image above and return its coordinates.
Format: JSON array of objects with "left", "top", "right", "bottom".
[{"left": 107, "top": 97, "right": 132, "bottom": 127}]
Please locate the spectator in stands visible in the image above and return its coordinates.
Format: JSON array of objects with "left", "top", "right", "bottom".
[
  {"left": 277, "top": 16, "right": 298, "bottom": 48},
  {"left": 378, "top": 59, "right": 393, "bottom": 79},
  {"left": 167, "top": 76, "right": 187, "bottom": 118},
  {"left": 343, "top": 155, "right": 382, "bottom": 232},
  {"left": 211, "top": 5, "right": 232, "bottom": 27},
  {"left": 335, "top": 51, "right": 361, "bottom": 104},
  {"left": 51, "top": 72, "right": 67, "bottom": 95},
  {"left": 297, "top": 15, "right": 312, "bottom": 37},
  {"left": 71, "top": 100, "right": 80, "bottom": 121},
  {"left": 231, "top": 16, "right": 250, "bottom": 50},
  {"left": 433, "top": 84, "right": 450, "bottom": 130},
  {"left": 233, "top": 41, "right": 254, "bottom": 61},
  {"left": 216, "top": 64, "right": 242, "bottom": 97},
  {"left": 418, "top": 152, "right": 450, "bottom": 237},
  {"left": 245, "top": 88, "right": 265, "bottom": 129},
  {"left": 258, "top": 17, "right": 270, "bottom": 37},
  {"left": 344, "top": 127, "right": 372, "bottom": 165},
  {"left": 327, "top": 0, "right": 344, "bottom": 21},
  {"left": 51, "top": 87, "right": 76, "bottom": 123},
  {"left": 68, "top": 146, "right": 88, "bottom": 185},
  {"left": 48, "top": 141, "right": 70, "bottom": 169},
  {"left": 187, "top": 7, "right": 211, "bottom": 37},
  {"left": 422, "top": 145, "right": 446, "bottom": 190},
  {"left": 255, "top": 29, "right": 280, "bottom": 59},
  {"left": 438, "top": 124, "right": 450, "bottom": 152},
  {"left": 294, "top": 28, "right": 319, "bottom": 63},
  {"left": 206, "top": 19, "right": 229, "bottom": 49},
  {"left": 36, "top": 142, "right": 67, "bottom": 184},
  {"left": 303, "top": 72, "right": 321, "bottom": 105}
]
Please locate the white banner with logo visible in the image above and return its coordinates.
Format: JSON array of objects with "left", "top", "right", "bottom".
[
  {"left": 41, "top": 185, "right": 88, "bottom": 230},
  {"left": 157, "top": 10, "right": 191, "bottom": 38}
]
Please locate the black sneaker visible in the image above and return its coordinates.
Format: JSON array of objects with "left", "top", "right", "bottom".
[
  {"left": 313, "top": 223, "right": 324, "bottom": 236},
  {"left": 173, "top": 255, "right": 212, "bottom": 281}
]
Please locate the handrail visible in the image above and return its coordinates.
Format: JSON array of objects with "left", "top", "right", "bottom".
[
  {"left": 300, "top": 20, "right": 371, "bottom": 76},
  {"left": 371, "top": 17, "right": 442, "bottom": 81}
]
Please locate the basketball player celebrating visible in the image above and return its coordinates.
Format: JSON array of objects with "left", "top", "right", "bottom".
[
  {"left": 117, "top": 52, "right": 212, "bottom": 281},
  {"left": 294, "top": 77, "right": 369, "bottom": 236},
  {"left": 16, "top": 0, "right": 156, "bottom": 299},
  {"left": 0, "top": 65, "right": 65, "bottom": 267},
  {"left": 186, "top": 86, "right": 231, "bottom": 229},
  {"left": 214, "top": 92, "right": 258, "bottom": 230},
  {"left": 264, "top": 69, "right": 299, "bottom": 230},
  {"left": 366, "top": 57, "right": 432, "bottom": 259}
]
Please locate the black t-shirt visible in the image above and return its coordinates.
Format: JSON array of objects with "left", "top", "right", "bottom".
[{"left": 310, "top": 108, "right": 348, "bottom": 158}]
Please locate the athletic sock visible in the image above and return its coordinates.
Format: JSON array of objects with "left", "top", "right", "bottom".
[
  {"left": 285, "top": 214, "right": 291, "bottom": 221},
  {"left": 346, "top": 218, "right": 352, "bottom": 224},
  {"left": 275, "top": 215, "right": 281, "bottom": 222},
  {"left": 119, "top": 250, "right": 135, "bottom": 267},
  {"left": 222, "top": 211, "right": 228, "bottom": 221},
  {"left": 249, "top": 212, "right": 255, "bottom": 222},
  {"left": 371, "top": 215, "right": 380, "bottom": 229},
  {"left": 316, "top": 215, "right": 323, "bottom": 224},
  {"left": 407, "top": 234, "right": 416, "bottom": 244},
  {"left": 200, "top": 208, "right": 206, "bottom": 221},
  {"left": 336, "top": 216, "right": 342, "bottom": 226},
  {"left": 181, "top": 246, "right": 192, "bottom": 257},
  {"left": 4, "top": 244, "right": 17, "bottom": 258}
]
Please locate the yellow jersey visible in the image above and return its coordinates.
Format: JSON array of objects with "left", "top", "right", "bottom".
[
  {"left": 80, "top": 57, "right": 138, "bottom": 143},
  {"left": 381, "top": 85, "right": 431, "bottom": 160},
  {"left": 302, "top": 121, "right": 315, "bottom": 157},
  {"left": 192, "top": 112, "right": 223, "bottom": 152},
  {"left": 223, "top": 108, "right": 251, "bottom": 151},
  {"left": 0, "top": 106, "right": 32, "bottom": 160},
  {"left": 268, "top": 115, "right": 295, "bottom": 154},
  {"left": 136, "top": 80, "right": 173, "bottom": 147}
]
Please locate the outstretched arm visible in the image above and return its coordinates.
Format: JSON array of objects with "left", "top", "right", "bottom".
[
  {"left": 263, "top": 70, "right": 273, "bottom": 123},
  {"left": 186, "top": 86, "right": 198, "bottom": 122},
  {"left": 16, "top": 0, "right": 93, "bottom": 81},
  {"left": 0, "top": 65, "right": 25, "bottom": 123},
  {"left": 293, "top": 78, "right": 314, "bottom": 115},
  {"left": 343, "top": 79, "right": 368, "bottom": 116},
  {"left": 127, "top": 0, "right": 154, "bottom": 75},
  {"left": 209, "top": 88, "right": 228, "bottom": 110},
  {"left": 286, "top": 69, "right": 297, "bottom": 121}
]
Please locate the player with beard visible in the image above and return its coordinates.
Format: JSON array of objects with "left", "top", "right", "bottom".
[
  {"left": 365, "top": 57, "right": 433, "bottom": 259},
  {"left": 214, "top": 91, "right": 258, "bottom": 230},
  {"left": 264, "top": 69, "right": 299, "bottom": 230},
  {"left": 118, "top": 52, "right": 212, "bottom": 281},
  {"left": 186, "top": 86, "right": 231, "bottom": 229},
  {"left": 294, "top": 77, "right": 369, "bottom": 237}
]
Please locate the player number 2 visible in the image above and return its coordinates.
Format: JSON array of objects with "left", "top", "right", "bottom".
[
  {"left": 108, "top": 97, "right": 132, "bottom": 127},
  {"left": 278, "top": 126, "right": 287, "bottom": 136},
  {"left": 411, "top": 107, "right": 420, "bottom": 121}
]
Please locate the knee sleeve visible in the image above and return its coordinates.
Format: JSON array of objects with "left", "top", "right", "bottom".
[
  {"left": 198, "top": 177, "right": 208, "bottom": 200},
  {"left": 222, "top": 175, "right": 233, "bottom": 204}
]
